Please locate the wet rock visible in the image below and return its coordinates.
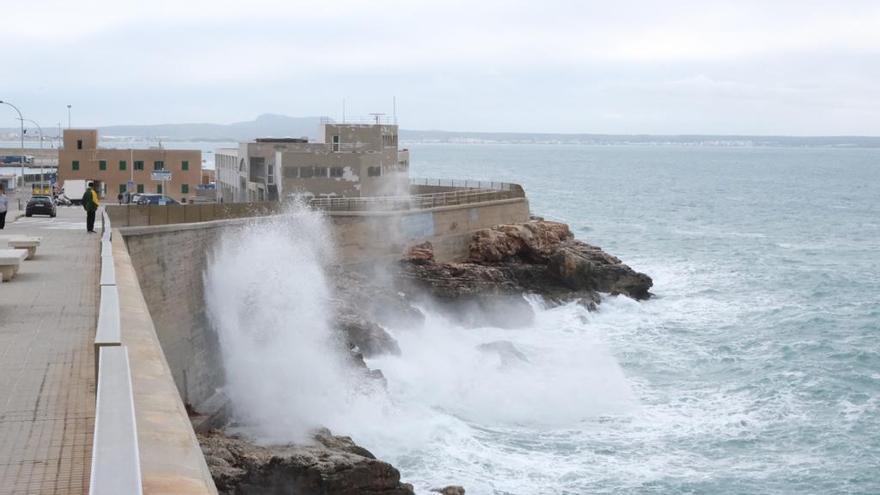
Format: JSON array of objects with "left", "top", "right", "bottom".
[
  {"left": 431, "top": 486, "right": 466, "bottom": 495},
  {"left": 468, "top": 220, "right": 573, "bottom": 263},
  {"left": 335, "top": 312, "right": 401, "bottom": 357},
  {"left": 547, "top": 243, "right": 653, "bottom": 300},
  {"left": 398, "top": 220, "right": 652, "bottom": 313},
  {"left": 199, "top": 429, "right": 415, "bottom": 495},
  {"left": 404, "top": 241, "right": 435, "bottom": 265}
]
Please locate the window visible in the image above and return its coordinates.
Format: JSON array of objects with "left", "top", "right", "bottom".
[
  {"left": 119, "top": 160, "right": 127, "bottom": 171},
  {"left": 134, "top": 160, "right": 144, "bottom": 170},
  {"left": 137, "top": 184, "right": 144, "bottom": 193},
  {"left": 72, "top": 160, "right": 80, "bottom": 171},
  {"left": 332, "top": 135, "right": 340, "bottom": 152},
  {"left": 157, "top": 184, "right": 163, "bottom": 194},
  {"left": 182, "top": 160, "right": 189, "bottom": 171},
  {"left": 314, "top": 166, "right": 327, "bottom": 178},
  {"left": 283, "top": 166, "right": 298, "bottom": 178},
  {"left": 119, "top": 184, "right": 126, "bottom": 194},
  {"left": 330, "top": 167, "right": 344, "bottom": 178},
  {"left": 77, "top": 139, "right": 83, "bottom": 150},
  {"left": 181, "top": 184, "right": 189, "bottom": 194},
  {"left": 153, "top": 160, "right": 164, "bottom": 170},
  {"left": 99, "top": 160, "right": 107, "bottom": 171},
  {"left": 267, "top": 163, "right": 275, "bottom": 185},
  {"left": 367, "top": 166, "right": 381, "bottom": 177},
  {"left": 299, "top": 166, "right": 314, "bottom": 178}
]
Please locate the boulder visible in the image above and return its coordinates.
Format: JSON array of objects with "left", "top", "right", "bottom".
[
  {"left": 432, "top": 486, "right": 466, "bottom": 495},
  {"left": 547, "top": 243, "right": 652, "bottom": 300},
  {"left": 405, "top": 241, "right": 435, "bottom": 265},
  {"left": 334, "top": 312, "right": 401, "bottom": 357},
  {"left": 468, "top": 221, "right": 572, "bottom": 262},
  {"left": 199, "top": 429, "right": 415, "bottom": 495}
]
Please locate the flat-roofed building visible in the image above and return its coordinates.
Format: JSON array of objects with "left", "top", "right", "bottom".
[
  {"left": 58, "top": 129, "right": 202, "bottom": 201},
  {"left": 219, "top": 121, "right": 409, "bottom": 202}
]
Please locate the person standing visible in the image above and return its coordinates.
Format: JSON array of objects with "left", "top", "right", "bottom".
[
  {"left": 81, "top": 182, "right": 99, "bottom": 233},
  {"left": 0, "top": 185, "right": 8, "bottom": 230}
]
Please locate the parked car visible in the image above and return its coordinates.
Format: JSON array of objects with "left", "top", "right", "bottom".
[
  {"left": 26, "top": 195, "right": 57, "bottom": 217},
  {"left": 136, "top": 194, "right": 178, "bottom": 206}
]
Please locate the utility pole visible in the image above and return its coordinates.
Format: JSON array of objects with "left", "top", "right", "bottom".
[
  {"left": 0, "top": 100, "right": 26, "bottom": 208},
  {"left": 20, "top": 118, "right": 45, "bottom": 194}
]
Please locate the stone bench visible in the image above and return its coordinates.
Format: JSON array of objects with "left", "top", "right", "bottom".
[
  {"left": 0, "top": 248, "right": 28, "bottom": 282},
  {"left": 7, "top": 236, "right": 42, "bottom": 260}
]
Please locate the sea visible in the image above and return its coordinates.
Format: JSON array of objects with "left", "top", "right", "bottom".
[{"left": 350, "top": 144, "right": 879, "bottom": 494}]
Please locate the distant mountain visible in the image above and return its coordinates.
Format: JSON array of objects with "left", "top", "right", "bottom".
[
  {"left": 3, "top": 115, "right": 879, "bottom": 147},
  {"left": 94, "top": 113, "right": 326, "bottom": 141}
]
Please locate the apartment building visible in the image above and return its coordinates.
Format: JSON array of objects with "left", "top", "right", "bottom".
[
  {"left": 216, "top": 122, "right": 409, "bottom": 202},
  {"left": 58, "top": 129, "right": 202, "bottom": 201}
]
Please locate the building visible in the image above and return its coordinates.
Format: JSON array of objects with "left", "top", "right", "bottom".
[
  {"left": 58, "top": 129, "right": 202, "bottom": 201},
  {"left": 216, "top": 121, "right": 409, "bottom": 203}
]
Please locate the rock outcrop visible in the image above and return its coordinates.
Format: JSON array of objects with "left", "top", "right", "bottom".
[
  {"left": 199, "top": 429, "right": 414, "bottom": 495},
  {"left": 398, "top": 221, "right": 652, "bottom": 319}
]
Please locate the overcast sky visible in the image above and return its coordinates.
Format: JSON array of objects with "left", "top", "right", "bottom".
[{"left": 2, "top": 0, "right": 879, "bottom": 135}]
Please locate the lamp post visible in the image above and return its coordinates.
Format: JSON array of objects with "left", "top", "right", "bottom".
[
  {"left": 20, "top": 118, "right": 45, "bottom": 194},
  {"left": 0, "top": 100, "right": 25, "bottom": 207}
]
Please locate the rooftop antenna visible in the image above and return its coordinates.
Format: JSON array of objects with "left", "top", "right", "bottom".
[
  {"left": 393, "top": 96, "right": 397, "bottom": 125},
  {"left": 369, "top": 113, "right": 386, "bottom": 125},
  {"left": 342, "top": 98, "right": 346, "bottom": 124}
]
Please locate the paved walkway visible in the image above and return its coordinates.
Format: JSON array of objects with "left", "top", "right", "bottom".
[{"left": 0, "top": 206, "right": 98, "bottom": 494}]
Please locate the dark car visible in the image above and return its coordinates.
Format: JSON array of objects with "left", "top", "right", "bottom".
[
  {"left": 26, "top": 195, "right": 57, "bottom": 217},
  {"left": 136, "top": 194, "right": 179, "bottom": 206}
]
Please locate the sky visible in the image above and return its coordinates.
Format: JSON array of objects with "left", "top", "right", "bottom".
[{"left": 1, "top": 0, "right": 879, "bottom": 135}]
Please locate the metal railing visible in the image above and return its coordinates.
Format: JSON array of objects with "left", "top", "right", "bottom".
[
  {"left": 307, "top": 178, "right": 525, "bottom": 212},
  {"left": 408, "top": 178, "right": 516, "bottom": 191}
]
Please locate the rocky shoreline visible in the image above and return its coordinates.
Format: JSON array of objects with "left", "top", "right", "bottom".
[{"left": 197, "top": 219, "right": 652, "bottom": 494}]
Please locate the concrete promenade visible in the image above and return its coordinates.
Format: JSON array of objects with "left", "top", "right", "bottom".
[{"left": 0, "top": 206, "right": 98, "bottom": 494}]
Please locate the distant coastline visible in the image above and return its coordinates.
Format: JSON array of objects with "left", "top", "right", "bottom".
[{"left": 2, "top": 113, "right": 879, "bottom": 148}]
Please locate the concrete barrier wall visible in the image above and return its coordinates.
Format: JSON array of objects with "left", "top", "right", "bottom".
[
  {"left": 119, "top": 197, "right": 530, "bottom": 410},
  {"left": 112, "top": 231, "right": 217, "bottom": 495}
]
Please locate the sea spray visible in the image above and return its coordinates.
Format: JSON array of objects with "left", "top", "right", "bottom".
[
  {"left": 203, "top": 203, "right": 643, "bottom": 493},
  {"left": 204, "top": 203, "right": 384, "bottom": 443}
]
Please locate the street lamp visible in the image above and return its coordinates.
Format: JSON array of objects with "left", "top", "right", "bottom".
[
  {"left": 0, "top": 100, "right": 25, "bottom": 206},
  {"left": 67, "top": 104, "right": 72, "bottom": 128},
  {"left": 20, "top": 118, "right": 46, "bottom": 194}
]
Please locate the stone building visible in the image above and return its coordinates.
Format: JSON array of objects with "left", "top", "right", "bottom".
[
  {"left": 58, "top": 129, "right": 202, "bottom": 201},
  {"left": 216, "top": 122, "right": 409, "bottom": 202}
]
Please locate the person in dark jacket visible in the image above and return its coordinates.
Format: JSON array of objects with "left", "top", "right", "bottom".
[{"left": 81, "top": 182, "right": 99, "bottom": 233}]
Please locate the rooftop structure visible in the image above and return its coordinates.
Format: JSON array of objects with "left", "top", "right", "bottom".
[{"left": 216, "top": 121, "right": 409, "bottom": 202}]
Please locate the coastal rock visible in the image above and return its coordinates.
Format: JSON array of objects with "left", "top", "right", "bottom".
[
  {"left": 199, "top": 429, "right": 415, "bottom": 495},
  {"left": 398, "top": 220, "right": 652, "bottom": 315},
  {"left": 547, "top": 243, "right": 653, "bottom": 300},
  {"left": 468, "top": 220, "right": 573, "bottom": 262},
  {"left": 405, "top": 241, "right": 435, "bottom": 265},
  {"left": 334, "top": 312, "right": 401, "bottom": 357},
  {"left": 431, "top": 486, "right": 466, "bottom": 495}
]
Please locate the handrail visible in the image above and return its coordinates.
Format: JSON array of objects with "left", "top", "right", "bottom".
[{"left": 307, "top": 178, "right": 524, "bottom": 212}]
